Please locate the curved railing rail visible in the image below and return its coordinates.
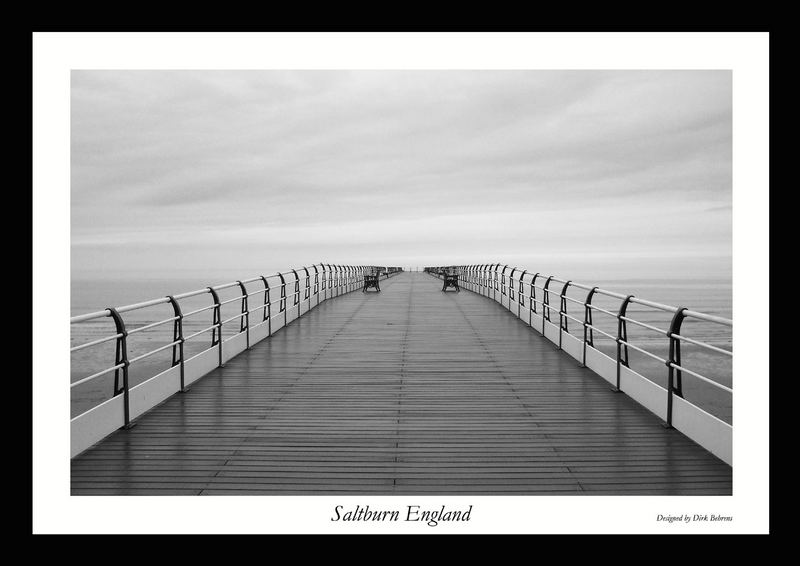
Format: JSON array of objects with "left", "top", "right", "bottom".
[
  {"left": 70, "top": 263, "right": 402, "bottom": 457},
  {"left": 426, "top": 264, "right": 732, "bottom": 465}
]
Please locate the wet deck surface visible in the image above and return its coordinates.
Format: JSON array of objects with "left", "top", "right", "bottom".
[{"left": 71, "top": 272, "right": 732, "bottom": 495}]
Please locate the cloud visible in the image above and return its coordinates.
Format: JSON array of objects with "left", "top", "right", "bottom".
[{"left": 71, "top": 70, "right": 732, "bottom": 279}]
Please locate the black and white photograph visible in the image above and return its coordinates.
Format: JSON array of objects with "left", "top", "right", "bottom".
[{"left": 33, "top": 31, "right": 769, "bottom": 534}]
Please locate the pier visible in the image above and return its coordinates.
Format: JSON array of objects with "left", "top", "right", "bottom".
[{"left": 70, "top": 267, "right": 732, "bottom": 495}]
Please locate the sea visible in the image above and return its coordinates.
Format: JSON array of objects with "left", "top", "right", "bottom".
[{"left": 71, "top": 273, "right": 733, "bottom": 424}]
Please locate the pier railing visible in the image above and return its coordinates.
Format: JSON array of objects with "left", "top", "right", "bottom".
[
  {"left": 426, "top": 264, "right": 732, "bottom": 465},
  {"left": 70, "top": 264, "right": 402, "bottom": 457}
]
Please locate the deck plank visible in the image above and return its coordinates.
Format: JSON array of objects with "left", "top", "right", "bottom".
[{"left": 71, "top": 272, "right": 732, "bottom": 495}]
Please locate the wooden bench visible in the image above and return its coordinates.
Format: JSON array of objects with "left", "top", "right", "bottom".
[
  {"left": 363, "top": 272, "right": 381, "bottom": 292},
  {"left": 442, "top": 270, "right": 460, "bottom": 292}
]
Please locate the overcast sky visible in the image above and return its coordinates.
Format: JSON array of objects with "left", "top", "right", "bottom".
[{"left": 71, "top": 70, "right": 731, "bottom": 281}]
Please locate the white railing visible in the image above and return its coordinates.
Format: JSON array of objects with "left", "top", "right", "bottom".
[
  {"left": 425, "top": 264, "right": 732, "bottom": 466},
  {"left": 70, "top": 264, "right": 402, "bottom": 457}
]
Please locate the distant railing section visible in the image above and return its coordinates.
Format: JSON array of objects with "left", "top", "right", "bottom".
[
  {"left": 364, "top": 266, "right": 404, "bottom": 277},
  {"left": 424, "top": 266, "right": 459, "bottom": 276},
  {"left": 70, "top": 263, "right": 402, "bottom": 457},
  {"left": 426, "top": 263, "right": 732, "bottom": 465}
]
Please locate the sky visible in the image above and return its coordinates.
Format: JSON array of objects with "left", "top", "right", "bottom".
[{"left": 71, "top": 70, "right": 732, "bottom": 282}]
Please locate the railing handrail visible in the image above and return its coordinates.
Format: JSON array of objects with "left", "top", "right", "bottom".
[
  {"left": 70, "top": 263, "right": 381, "bottom": 395},
  {"left": 70, "top": 267, "right": 340, "bottom": 324},
  {"left": 426, "top": 263, "right": 732, "bottom": 430},
  {"left": 70, "top": 262, "right": 404, "bottom": 454},
  {"left": 426, "top": 265, "right": 732, "bottom": 326}
]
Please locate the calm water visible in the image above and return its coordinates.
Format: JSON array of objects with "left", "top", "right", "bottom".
[{"left": 71, "top": 273, "right": 733, "bottom": 423}]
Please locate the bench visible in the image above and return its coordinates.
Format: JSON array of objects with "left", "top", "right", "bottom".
[
  {"left": 442, "top": 269, "right": 460, "bottom": 292},
  {"left": 363, "top": 271, "right": 381, "bottom": 292}
]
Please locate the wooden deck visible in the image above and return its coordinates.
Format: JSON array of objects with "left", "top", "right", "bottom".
[{"left": 71, "top": 272, "right": 732, "bottom": 495}]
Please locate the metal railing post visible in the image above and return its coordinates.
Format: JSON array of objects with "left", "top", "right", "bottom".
[
  {"left": 166, "top": 295, "right": 186, "bottom": 392},
  {"left": 260, "top": 276, "right": 271, "bottom": 337},
  {"left": 543, "top": 276, "right": 554, "bottom": 323},
  {"left": 529, "top": 272, "right": 540, "bottom": 326},
  {"left": 208, "top": 287, "right": 224, "bottom": 368},
  {"left": 518, "top": 270, "right": 527, "bottom": 318},
  {"left": 493, "top": 264, "right": 500, "bottom": 300},
  {"left": 665, "top": 307, "right": 688, "bottom": 428},
  {"left": 508, "top": 267, "right": 516, "bottom": 306},
  {"left": 614, "top": 294, "right": 635, "bottom": 392},
  {"left": 303, "top": 266, "right": 311, "bottom": 313},
  {"left": 108, "top": 307, "right": 135, "bottom": 429},
  {"left": 237, "top": 280, "right": 250, "bottom": 349},
  {"left": 541, "top": 276, "right": 554, "bottom": 335},
  {"left": 291, "top": 269, "right": 300, "bottom": 312},
  {"left": 278, "top": 273, "right": 287, "bottom": 327},
  {"left": 501, "top": 265, "right": 509, "bottom": 300},
  {"left": 558, "top": 280, "right": 572, "bottom": 350},
  {"left": 581, "top": 287, "right": 598, "bottom": 368},
  {"left": 312, "top": 265, "right": 320, "bottom": 307}
]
